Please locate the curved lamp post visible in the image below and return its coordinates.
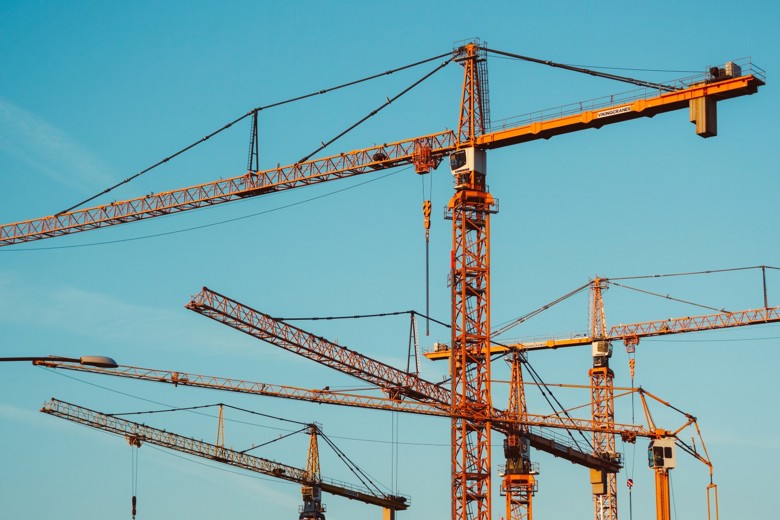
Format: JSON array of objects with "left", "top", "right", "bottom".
[{"left": 0, "top": 355, "right": 118, "bottom": 368}]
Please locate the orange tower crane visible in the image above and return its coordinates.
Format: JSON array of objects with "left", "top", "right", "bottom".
[
  {"left": 638, "top": 388, "right": 719, "bottom": 520},
  {"left": 39, "top": 346, "right": 717, "bottom": 520},
  {"left": 523, "top": 276, "right": 777, "bottom": 520},
  {"left": 34, "top": 357, "right": 652, "bottom": 442},
  {"left": 42, "top": 284, "right": 722, "bottom": 520},
  {"left": 300, "top": 424, "right": 326, "bottom": 520},
  {"left": 1, "top": 42, "right": 765, "bottom": 520},
  {"left": 38, "top": 357, "right": 715, "bottom": 520},
  {"left": 41, "top": 398, "right": 409, "bottom": 519},
  {"left": 588, "top": 278, "right": 618, "bottom": 520},
  {"left": 185, "top": 286, "right": 619, "bottom": 471},
  {"left": 501, "top": 353, "right": 537, "bottom": 520},
  {"left": 447, "top": 44, "right": 494, "bottom": 520},
  {"left": 425, "top": 273, "right": 780, "bottom": 520}
]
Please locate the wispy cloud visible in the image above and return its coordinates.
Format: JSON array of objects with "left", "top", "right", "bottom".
[
  {"left": 0, "top": 402, "right": 52, "bottom": 428},
  {"left": 0, "top": 274, "right": 258, "bottom": 359},
  {"left": 0, "top": 96, "right": 115, "bottom": 189}
]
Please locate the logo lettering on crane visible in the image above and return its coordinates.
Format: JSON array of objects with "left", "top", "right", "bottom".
[{"left": 596, "top": 105, "right": 632, "bottom": 118}]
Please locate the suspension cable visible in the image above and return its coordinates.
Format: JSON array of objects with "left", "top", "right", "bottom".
[
  {"left": 238, "top": 426, "right": 309, "bottom": 455},
  {"left": 55, "top": 52, "right": 452, "bottom": 216},
  {"left": 107, "top": 402, "right": 310, "bottom": 427},
  {"left": 504, "top": 348, "right": 594, "bottom": 451},
  {"left": 607, "top": 280, "right": 729, "bottom": 313},
  {"left": 317, "top": 428, "right": 389, "bottom": 495},
  {"left": 492, "top": 282, "right": 591, "bottom": 337},
  {"left": 608, "top": 264, "right": 780, "bottom": 281},
  {"left": 275, "top": 309, "right": 450, "bottom": 329},
  {"left": 294, "top": 57, "right": 452, "bottom": 164},
  {"left": 482, "top": 47, "right": 677, "bottom": 92}
]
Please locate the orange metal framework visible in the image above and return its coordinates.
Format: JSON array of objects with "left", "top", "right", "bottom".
[
  {"left": 184, "top": 287, "right": 623, "bottom": 469},
  {"left": 502, "top": 353, "right": 536, "bottom": 520},
  {"left": 301, "top": 425, "right": 325, "bottom": 520},
  {"left": 449, "top": 43, "right": 494, "bottom": 520},
  {"left": 0, "top": 60, "right": 763, "bottom": 248},
  {"left": 425, "top": 304, "right": 780, "bottom": 360},
  {"left": 424, "top": 275, "right": 779, "bottom": 520},
  {"left": 654, "top": 470, "right": 672, "bottom": 520},
  {"left": 0, "top": 42, "right": 766, "bottom": 520},
  {"left": 47, "top": 365, "right": 719, "bottom": 520},
  {"left": 589, "top": 279, "right": 619, "bottom": 520},
  {"left": 41, "top": 398, "right": 409, "bottom": 512},
  {"left": 36, "top": 359, "right": 658, "bottom": 441},
  {"left": 41, "top": 357, "right": 719, "bottom": 520},
  {"left": 187, "top": 287, "right": 451, "bottom": 404},
  {"left": 449, "top": 184, "right": 495, "bottom": 520},
  {"left": 590, "top": 366, "right": 617, "bottom": 520}
]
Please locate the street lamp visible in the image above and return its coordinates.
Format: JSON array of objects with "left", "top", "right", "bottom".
[{"left": 0, "top": 355, "right": 118, "bottom": 368}]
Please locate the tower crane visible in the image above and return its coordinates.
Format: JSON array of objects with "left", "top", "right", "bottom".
[
  {"left": 1, "top": 41, "right": 765, "bottom": 520},
  {"left": 40, "top": 398, "right": 409, "bottom": 519},
  {"left": 426, "top": 274, "right": 780, "bottom": 520},
  {"left": 184, "top": 285, "right": 619, "bottom": 471},
  {"left": 501, "top": 352, "right": 537, "bottom": 520},
  {"left": 509, "top": 275, "right": 776, "bottom": 520},
  {"left": 0, "top": 52, "right": 763, "bottom": 248},
  {"left": 33, "top": 357, "right": 652, "bottom": 441},
  {"left": 300, "top": 424, "right": 326, "bottom": 520},
  {"left": 37, "top": 357, "right": 717, "bottom": 520}
]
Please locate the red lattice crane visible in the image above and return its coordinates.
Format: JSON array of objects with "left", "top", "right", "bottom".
[
  {"left": 184, "top": 286, "right": 621, "bottom": 471},
  {"left": 1, "top": 41, "right": 765, "bottom": 520}
]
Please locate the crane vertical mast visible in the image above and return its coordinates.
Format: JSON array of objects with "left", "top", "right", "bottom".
[
  {"left": 648, "top": 437, "right": 676, "bottom": 520},
  {"left": 448, "top": 41, "right": 494, "bottom": 520},
  {"left": 502, "top": 353, "right": 537, "bottom": 520},
  {"left": 300, "top": 424, "right": 326, "bottom": 520},
  {"left": 457, "top": 41, "right": 488, "bottom": 144},
  {"left": 589, "top": 278, "right": 619, "bottom": 520}
]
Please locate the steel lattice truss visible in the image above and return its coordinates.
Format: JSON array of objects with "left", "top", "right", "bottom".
[{"left": 41, "top": 398, "right": 409, "bottom": 510}]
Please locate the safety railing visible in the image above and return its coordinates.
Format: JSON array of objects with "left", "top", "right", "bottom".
[{"left": 488, "top": 57, "right": 764, "bottom": 133}]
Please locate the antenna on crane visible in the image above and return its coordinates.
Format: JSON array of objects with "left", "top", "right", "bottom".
[
  {"left": 407, "top": 313, "right": 421, "bottom": 374},
  {"left": 247, "top": 110, "right": 260, "bottom": 172}
]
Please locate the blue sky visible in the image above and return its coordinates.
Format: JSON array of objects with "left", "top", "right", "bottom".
[{"left": 1, "top": 1, "right": 778, "bottom": 519}]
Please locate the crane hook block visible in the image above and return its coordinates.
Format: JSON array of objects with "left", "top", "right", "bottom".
[{"left": 423, "top": 200, "right": 431, "bottom": 230}]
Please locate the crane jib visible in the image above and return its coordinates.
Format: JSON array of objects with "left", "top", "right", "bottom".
[{"left": 0, "top": 69, "right": 763, "bottom": 247}]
